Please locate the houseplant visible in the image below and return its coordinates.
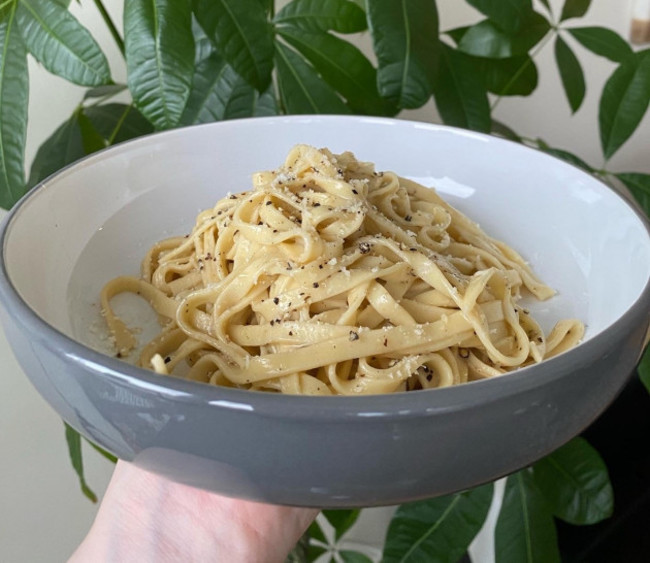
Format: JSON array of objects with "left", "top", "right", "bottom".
[{"left": 1, "top": 0, "right": 649, "bottom": 560}]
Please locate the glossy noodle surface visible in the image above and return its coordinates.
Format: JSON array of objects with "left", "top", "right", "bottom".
[{"left": 101, "top": 145, "right": 583, "bottom": 395}]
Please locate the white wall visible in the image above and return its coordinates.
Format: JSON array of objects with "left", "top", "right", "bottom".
[{"left": 4, "top": 1, "right": 648, "bottom": 562}]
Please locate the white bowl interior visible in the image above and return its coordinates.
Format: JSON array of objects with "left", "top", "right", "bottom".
[{"left": 4, "top": 117, "right": 650, "bottom": 358}]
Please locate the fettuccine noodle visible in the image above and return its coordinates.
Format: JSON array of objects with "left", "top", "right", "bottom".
[{"left": 101, "top": 145, "right": 584, "bottom": 395}]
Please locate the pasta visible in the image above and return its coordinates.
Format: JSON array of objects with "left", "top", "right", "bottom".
[{"left": 101, "top": 145, "right": 584, "bottom": 395}]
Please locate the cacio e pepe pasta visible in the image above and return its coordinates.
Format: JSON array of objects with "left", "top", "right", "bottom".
[{"left": 101, "top": 145, "right": 584, "bottom": 395}]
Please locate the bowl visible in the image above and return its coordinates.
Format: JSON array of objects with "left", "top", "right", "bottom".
[{"left": 1, "top": 116, "right": 649, "bottom": 507}]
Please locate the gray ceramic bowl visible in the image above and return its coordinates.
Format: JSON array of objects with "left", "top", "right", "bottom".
[{"left": 1, "top": 116, "right": 649, "bottom": 507}]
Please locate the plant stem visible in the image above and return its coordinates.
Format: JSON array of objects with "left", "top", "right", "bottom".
[
  {"left": 593, "top": 168, "right": 610, "bottom": 182},
  {"left": 93, "top": 0, "right": 125, "bottom": 58},
  {"left": 84, "top": 84, "right": 129, "bottom": 108},
  {"left": 499, "top": 56, "right": 534, "bottom": 99},
  {"left": 107, "top": 103, "right": 132, "bottom": 145}
]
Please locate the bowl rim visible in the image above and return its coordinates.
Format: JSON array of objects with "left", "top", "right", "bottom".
[{"left": 1, "top": 115, "right": 650, "bottom": 420}]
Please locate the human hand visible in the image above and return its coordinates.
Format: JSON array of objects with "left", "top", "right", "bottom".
[{"left": 70, "top": 460, "right": 318, "bottom": 562}]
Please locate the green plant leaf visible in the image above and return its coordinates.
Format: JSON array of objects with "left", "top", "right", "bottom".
[
  {"left": 479, "top": 54, "right": 538, "bottom": 96},
  {"left": 433, "top": 44, "right": 490, "bottom": 132},
  {"left": 253, "top": 85, "right": 278, "bottom": 116},
  {"left": 458, "top": 12, "right": 550, "bottom": 59},
  {"left": 536, "top": 141, "right": 593, "bottom": 173},
  {"left": 308, "top": 545, "right": 329, "bottom": 561},
  {"left": 340, "top": 551, "right": 373, "bottom": 563},
  {"left": 278, "top": 26, "right": 396, "bottom": 116},
  {"left": 560, "top": 0, "right": 591, "bottom": 22},
  {"left": 28, "top": 113, "right": 83, "bottom": 188},
  {"left": 495, "top": 471, "right": 560, "bottom": 563},
  {"left": 308, "top": 519, "right": 328, "bottom": 545},
  {"left": 383, "top": 483, "right": 493, "bottom": 563},
  {"left": 180, "top": 52, "right": 233, "bottom": 125},
  {"left": 192, "top": 15, "right": 214, "bottom": 64},
  {"left": 181, "top": 53, "right": 276, "bottom": 125},
  {"left": 568, "top": 26, "right": 633, "bottom": 63},
  {"left": 367, "top": 0, "right": 440, "bottom": 109},
  {"left": 0, "top": 4, "right": 29, "bottom": 209},
  {"left": 532, "top": 437, "right": 614, "bottom": 525},
  {"left": 321, "top": 509, "right": 360, "bottom": 541},
  {"left": 180, "top": 53, "right": 227, "bottom": 123},
  {"left": 64, "top": 423, "right": 98, "bottom": 503},
  {"left": 28, "top": 103, "right": 153, "bottom": 188},
  {"left": 256, "top": 0, "right": 274, "bottom": 14},
  {"left": 599, "top": 51, "right": 650, "bottom": 160},
  {"left": 193, "top": 0, "right": 273, "bottom": 91},
  {"left": 445, "top": 25, "right": 470, "bottom": 45},
  {"left": 305, "top": 520, "right": 331, "bottom": 561},
  {"left": 84, "top": 103, "right": 154, "bottom": 145},
  {"left": 491, "top": 119, "right": 521, "bottom": 141},
  {"left": 125, "top": 0, "right": 194, "bottom": 130},
  {"left": 77, "top": 110, "right": 107, "bottom": 154},
  {"left": 637, "top": 345, "right": 650, "bottom": 395},
  {"left": 275, "top": 41, "right": 350, "bottom": 114},
  {"left": 554, "top": 34, "right": 585, "bottom": 113},
  {"left": 274, "top": 0, "right": 367, "bottom": 34},
  {"left": 447, "top": 27, "right": 538, "bottom": 95},
  {"left": 616, "top": 172, "right": 650, "bottom": 216},
  {"left": 86, "top": 439, "right": 118, "bottom": 463},
  {"left": 84, "top": 83, "right": 128, "bottom": 100},
  {"left": 16, "top": 0, "right": 111, "bottom": 86},
  {"left": 465, "top": 0, "right": 533, "bottom": 33}
]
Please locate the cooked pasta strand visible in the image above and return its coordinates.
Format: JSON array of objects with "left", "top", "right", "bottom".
[{"left": 101, "top": 145, "right": 584, "bottom": 395}]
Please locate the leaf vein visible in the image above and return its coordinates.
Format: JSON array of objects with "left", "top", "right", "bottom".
[
  {"left": 0, "top": 2, "right": 20, "bottom": 200},
  {"left": 277, "top": 45, "right": 319, "bottom": 112},
  {"left": 218, "top": 0, "right": 262, "bottom": 85},
  {"left": 517, "top": 474, "right": 534, "bottom": 562},
  {"left": 397, "top": 495, "right": 462, "bottom": 563},
  {"left": 19, "top": 0, "right": 102, "bottom": 80}
]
